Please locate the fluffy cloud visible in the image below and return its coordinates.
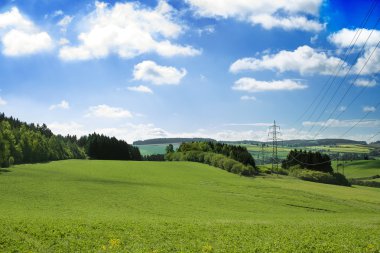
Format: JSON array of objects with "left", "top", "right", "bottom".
[
  {"left": 95, "top": 123, "right": 169, "bottom": 142},
  {"left": 49, "top": 120, "right": 377, "bottom": 143},
  {"left": 353, "top": 45, "right": 380, "bottom": 75},
  {"left": 363, "top": 106, "right": 376, "bottom": 113},
  {"left": 232, "top": 78, "right": 307, "bottom": 92},
  {"left": 49, "top": 100, "right": 70, "bottom": 110},
  {"left": 353, "top": 78, "right": 377, "bottom": 87},
  {"left": 133, "top": 60, "right": 187, "bottom": 85},
  {"left": 186, "top": 0, "right": 324, "bottom": 32},
  {"left": 48, "top": 121, "right": 86, "bottom": 136},
  {"left": 127, "top": 85, "right": 153, "bottom": 94},
  {"left": 250, "top": 14, "right": 324, "bottom": 32},
  {"left": 329, "top": 28, "right": 380, "bottom": 75},
  {"left": 303, "top": 118, "right": 380, "bottom": 128},
  {"left": 59, "top": 1, "right": 200, "bottom": 61},
  {"left": 86, "top": 104, "right": 133, "bottom": 119},
  {"left": 0, "top": 97, "right": 7, "bottom": 106},
  {"left": 328, "top": 28, "right": 380, "bottom": 48},
  {"left": 230, "top": 45, "right": 348, "bottom": 76},
  {"left": 0, "top": 7, "right": 53, "bottom": 56}
]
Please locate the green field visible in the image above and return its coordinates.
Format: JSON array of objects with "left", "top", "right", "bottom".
[
  {"left": 332, "top": 160, "right": 380, "bottom": 178},
  {"left": 244, "top": 144, "right": 373, "bottom": 164},
  {"left": 1, "top": 160, "right": 380, "bottom": 252}
]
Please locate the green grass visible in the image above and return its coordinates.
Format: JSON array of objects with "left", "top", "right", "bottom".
[
  {"left": 0, "top": 160, "right": 380, "bottom": 252},
  {"left": 332, "top": 160, "right": 380, "bottom": 178}
]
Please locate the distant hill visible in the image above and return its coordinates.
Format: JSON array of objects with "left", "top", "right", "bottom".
[
  {"left": 134, "top": 138, "right": 366, "bottom": 146},
  {"left": 225, "top": 139, "right": 366, "bottom": 146},
  {"left": 133, "top": 138, "right": 216, "bottom": 145},
  {"left": 275, "top": 139, "right": 367, "bottom": 147}
]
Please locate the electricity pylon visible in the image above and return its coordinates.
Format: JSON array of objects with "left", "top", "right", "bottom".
[{"left": 268, "top": 120, "right": 280, "bottom": 171}]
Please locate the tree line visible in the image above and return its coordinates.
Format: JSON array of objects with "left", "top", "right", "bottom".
[
  {"left": 176, "top": 141, "right": 256, "bottom": 167},
  {"left": 281, "top": 149, "right": 333, "bottom": 173},
  {"left": 78, "top": 133, "right": 142, "bottom": 161},
  {"left": 0, "top": 113, "right": 143, "bottom": 168},
  {"left": 0, "top": 113, "right": 85, "bottom": 168},
  {"left": 165, "top": 142, "right": 257, "bottom": 176},
  {"left": 280, "top": 149, "right": 350, "bottom": 186}
]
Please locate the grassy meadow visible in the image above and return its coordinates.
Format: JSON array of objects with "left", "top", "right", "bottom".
[
  {"left": 0, "top": 160, "right": 379, "bottom": 252},
  {"left": 332, "top": 159, "right": 380, "bottom": 179}
]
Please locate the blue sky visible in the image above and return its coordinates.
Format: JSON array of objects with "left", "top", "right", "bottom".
[{"left": 0, "top": 0, "right": 379, "bottom": 142}]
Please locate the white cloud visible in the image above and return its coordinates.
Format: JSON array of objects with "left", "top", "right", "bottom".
[
  {"left": 240, "top": 95, "right": 256, "bottom": 101},
  {"left": 353, "top": 46, "right": 380, "bottom": 75},
  {"left": 0, "top": 97, "right": 7, "bottom": 106},
  {"left": 49, "top": 100, "right": 70, "bottom": 110},
  {"left": 196, "top": 25, "right": 215, "bottom": 36},
  {"left": 328, "top": 28, "right": 380, "bottom": 75},
  {"left": 250, "top": 14, "right": 324, "bottom": 32},
  {"left": 0, "top": 7, "right": 53, "bottom": 56},
  {"left": 363, "top": 106, "right": 376, "bottom": 113},
  {"left": 48, "top": 121, "right": 86, "bottom": 136},
  {"left": 230, "top": 45, "right": 348, "bottom": 76},
  {"left": 2, "top": 29, "right": 53, "bottom": 56},
  {"left": 303, "top": 118, "right": 380, "bottom": 128},
  {"left": 224, "top": 122, "right": 272, "bottom": 127},
  {"left": 57, "top": 15, "right": 73, "bottom": 32},
  {"left": 233, "top": 78, "right": 307, "bottom": 92},
  {"left": 133, "top": 60, "right": 187, "bottom": 85},
  {"left": 95, "top": 123, "right": 169, "bottom": 142},
  {"left": 353, "top": 78, "right": 377, "bottom": 87},
  {"left": 59, "top": 38, "right": 70, "bottom": 45},
  {"left": 52, "top": 10, "right": 64, "bottom": 18},
  {"left": 186, "top": 0, "right": 324, "bottom": 32},
  {"left": 0, "top": 7, "right": 33, "bottom": 30},
  {"left": 328, "top": 28, "right": 380, "bottom": 48},
  {"left": 127, "top": 85, "right": 153, "bottom": 94},
  {"left": 59, "top": 1, "right": 200, "bottom": 61},
  {"left": 86, "top": 104, "right": 133, "bottom": 119},
  {"left": 47, "top": 120, "right": 377, "bottom": 143}
]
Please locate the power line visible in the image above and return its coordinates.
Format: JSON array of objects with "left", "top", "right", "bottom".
[
  {"left": 313, "top": 39, "right": 380, "bottom": 138},
  {"left": 367, "top": 131, "right": 380, "bottom": 143},
  {"left": 307, "top": 20, "right": 380, "bottom": 137},
  {"left": 293, "top": 0, "right": 379, "bottom": 130},
  {"left": 339, "top": 101, "right": 380, "bottom": 138}
]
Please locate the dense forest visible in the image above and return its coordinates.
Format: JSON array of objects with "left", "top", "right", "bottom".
[
  {"left": 281, "top": 149, "right": 333, "bottom": 173},
  {"left": 0, "top": 114, "right": 143, "bottom": 168},
  {"left": 78, "top": 133, "right": 142, "bottom": 161},
  {"left": 0, "top": 113, "right": 85, "bottom": 168}
]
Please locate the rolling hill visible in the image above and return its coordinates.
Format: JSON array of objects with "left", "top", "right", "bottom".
[{"left": 0, "top": 160, "right": 379, "bottom": 252}]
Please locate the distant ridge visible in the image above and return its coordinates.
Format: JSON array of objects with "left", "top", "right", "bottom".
[
  {"left": 224, "top": 139, "right": 367, "bottom": 146},
  {"left": 133, "top": 138, "right": 216, "bottom": 145},
  {"left": 134, "top": 138, "right": 366, "bottom": 146}
]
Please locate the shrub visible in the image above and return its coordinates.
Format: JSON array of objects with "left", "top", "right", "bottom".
[
  {"left": 349, "top": 179, "right": 380, "bottom": 188},
  {"left": 8, "top": 156, "right": 14, "bottom": 167},
  {"left": 231, "top": 163, "right": 244, "bottom": 174},
  {"left": 223, "top": 159, "right": 237, "bottom": 172},
  {"left": 289, "top": 168, "right": 350, "bottom": 186},
  {"left": 241, "top": 165, "right": 256, "bottom": 176}
]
